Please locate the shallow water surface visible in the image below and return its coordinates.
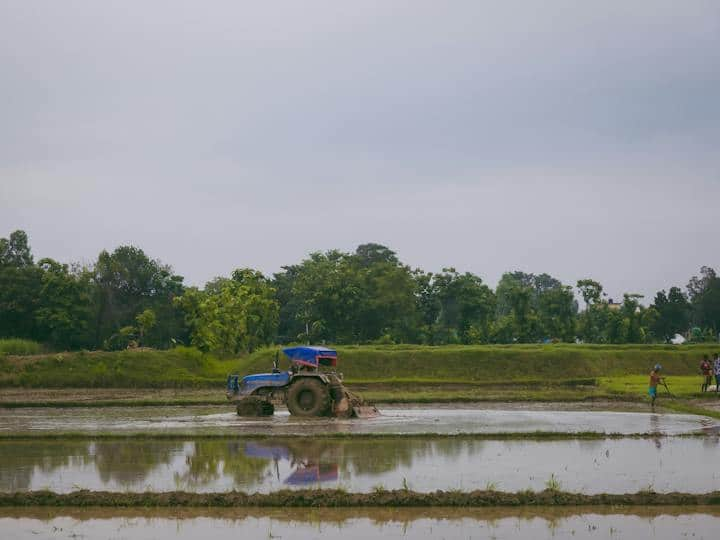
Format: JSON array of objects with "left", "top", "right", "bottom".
[
  {"left": 0, "top": 405, "right": 714, "bottom": 435},
  {"left": 3, "top": 508, "right": 720, "bottom": 539},
  {"left": 2, "top": 435, "right": 718, "bottom": 494}
]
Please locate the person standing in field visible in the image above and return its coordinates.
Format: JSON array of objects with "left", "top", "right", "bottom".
[
  {"left": 648, "top": 364, "right": 664, "bottom": 408},
  {"left": 714, "top": 353, "right": 720, "bottom": 393},
  {"left": 700, "top": 355, "right": 713, "bottom": 393}
]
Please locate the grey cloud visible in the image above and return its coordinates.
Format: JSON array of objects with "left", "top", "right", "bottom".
[{"left": 1, "top": 0, "right": 718, "bottom": 302}]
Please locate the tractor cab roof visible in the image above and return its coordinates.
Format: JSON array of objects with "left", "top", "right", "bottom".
[{"left": 282, "top": 346, "right": 337, "bottom": 368}]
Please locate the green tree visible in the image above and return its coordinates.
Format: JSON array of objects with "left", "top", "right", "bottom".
[
  {"left": 576, "top": 279, "right": 604, "bottom": 308},
  {"left": 494, "top": 274, "right": 538, "bottom": 342},
  {"left": 283, "top": 250, "right": 358, "bottom": 343},
  {"left": 0, "top": 230, "right": 42, "bottom": 340},
  {"left": 273, "top": 264, "right": 306, "bottom": 343},
  {"left": 231, "top": 268, "right": 280, "bottom": 351},
  {"left": 92, "top": 246, "right": 185, "bottom": 348},
  {"left": 620, "top": 293, "right": 646, "bottom": 343},
  {"left": 34, "top": 259, "right": 94, "bottom": 349},
  {"left": 495, "top": 272, "right": 576, "bottom": 342},
  {"left": 650, "top": 287, "right": 690, "bottom": 341},
  {"left": 275, "top": 246, "right": 418, "bottom": 344},
  {"left": 0, "top": 230, "right": 34, "bottom": 268},
  {"left": 575, "top": 279, "right": 608, "bottom": 343},
  {"left": 135, "top": 308, "right": 157, "bottom": 346},
  {"left": 351, "top": 246, "right": 418, "bottom": 343},
  {"left": 687, "top": 266, "right": 720, "bottom": 335},
  {"left": 537, "top": 285, "right": 577, "bottom": 342},
  {"left": 354, "top": 242, "right": 399, "bottom": 267},
  {"left": 177, "top": 270, "right": 279, "bottom": 355},
  {"left": 430, "top": 269, "right": 496, "bottom": 344}
]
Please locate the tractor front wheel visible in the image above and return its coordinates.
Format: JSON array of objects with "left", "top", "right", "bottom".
[{"left": 286, "top": 378, "right": 330, "bottom": 417}]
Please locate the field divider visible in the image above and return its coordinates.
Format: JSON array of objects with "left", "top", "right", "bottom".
[
  {"left": 0, "top": 430, "right": 709, "bottom": 441},
  {"left": 2, "top": 488, "right": 720, "bottom": 508}
]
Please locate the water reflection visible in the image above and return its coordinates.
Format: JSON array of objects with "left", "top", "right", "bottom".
[
  {"left": 0, "top": 438, "right": 474, "bottom": 491},
  {"left": 243, "top": 442, "right": 337, "bottom": 486},
  {"left": 1, "top": 436, "right": 718, "bottom": 494},
  {"left": 4, "top": 510, "right": 720, "bottom": 540}
]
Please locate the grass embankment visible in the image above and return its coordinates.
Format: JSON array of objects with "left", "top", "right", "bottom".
[
  {"left": 249, "top": 343, "right": 720, "bottom": 382},
  {"left": 1, "top": 344, "right": 719, "bottom": 412},
  {"left": 0, "top": 347, "right": 237, "bottom": 388},
  {"left": 3, "top": 489, "right": 720, "bottom": 508},
  {"left": 0, "top": 338, "right": 42, "bottom": 356},
  {"left": 0, "top": 431, "right": 699, "bottom": 441}
]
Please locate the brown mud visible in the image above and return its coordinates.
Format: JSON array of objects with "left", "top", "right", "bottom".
[{"left": 1, "top": 430, "right": 704, "bottom": 440}]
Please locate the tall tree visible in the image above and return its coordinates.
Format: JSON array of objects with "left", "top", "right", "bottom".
[
  {"left": 176, "top": 270, "right": 279, "bottom": 355},
  {"left": 495, "top": 272, "right": 575, "bottom": 342},
  {"left": 354, "top": 243, "right": 399, "bottom": 267},
  {"left": 537, "top": 285, "right": 577, "bottom": 342},
  {"left": 687, "top": 266, "right": 720, "bottom": 334},
  {"left": 650, "top": 287, "right": 690, "bottom": 341},
  {"left": 351, "top": 246, "right": 418, "bottom": 343},
  {"left": 575, "top": 279, "right": 606, "bottom": 343},
  {"left": 275, "top": 245, "right": 418, "bottom": 344},
  {"left": 494, "top": 274, "right": 538, "bottom": 342},
  {"left": 93, "top": 246, "right": 185, "bottom": 348},
  {"left": 231, "top": 268, "right": 280, "bottom": 352},
  {"left": 0, "top": 230, "right": 42, "bottom": 339},
  {"left": 430, "top": 269, "right": 496, "bottom": 344},
  {"left": 576, "top": 279, "right": 604, "bottom": 308},
  {"left": 0, "top": 230, "right": 34, "bottom": 268},
  {"left": 34, "top": 259, "right": 94, "bottom": 349}
]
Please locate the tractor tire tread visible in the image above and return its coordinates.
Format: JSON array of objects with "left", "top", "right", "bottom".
[{"left": 286, "top": 377, "right": 331, "bottom": 417}]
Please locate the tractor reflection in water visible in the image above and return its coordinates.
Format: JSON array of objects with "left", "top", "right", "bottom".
[
  {"left": 244, "top": 441, "right": 339, "bottom": 487},
  {"left": 226, "top": 346, "right": 377, "bottom": 418}
]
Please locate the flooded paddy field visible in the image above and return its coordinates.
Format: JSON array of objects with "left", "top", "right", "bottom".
[
  {"left": 0, "top": 404, "right": 715, "bottom": 436},
  {"left": 3, "top": 507, "right": 720, "bottom": 539},
  {"left": 2, "top": 435, "right": 718, "bottom": 494}
]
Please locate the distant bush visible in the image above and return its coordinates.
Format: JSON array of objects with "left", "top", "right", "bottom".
[{"left": 0, "top": 338, "right": 42, "bottom": 356}]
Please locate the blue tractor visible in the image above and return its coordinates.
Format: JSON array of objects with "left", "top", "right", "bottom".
[{"left": 226, "top": 346, "right": 377, "bottom": 418}]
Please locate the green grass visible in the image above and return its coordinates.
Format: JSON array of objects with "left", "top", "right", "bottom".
[
  {"left": 1, "top": 343, "right": 718, "bottom": 391},
  {"left": 4, "top": 488, "right": 720, "bottom": 508},
  {"left": 0, "top": 338, "right": 42, "bottom": 356},
  {"left": 0, "top": 347, "right": 237, "bottom": 388},
  {"left": 247, "top": 343, "right": 719, "bottom": 382},
  {"left": 599, "top": 375, "right": 713, "bottom": 397}
]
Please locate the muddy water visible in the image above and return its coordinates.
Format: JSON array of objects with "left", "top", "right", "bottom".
[
  {"left": 0, "top": 405, "right": 715, "bottom": 435},
  {"left": 2, "top": 435, "right": 718, "bottom": 494},
  {"left": 3, "top": 508, "right": 720, "bottom": 539}
]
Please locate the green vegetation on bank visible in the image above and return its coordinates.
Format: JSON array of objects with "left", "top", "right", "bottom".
[
  {"left": 3, "top": 489, "right": 720, "bottom": 508},
  {"left": 0, "top": 347, "right": 236, "bottom": 388},
  {"left": 248, "top": 343, "right": 719, "bottom": 382},
  {"left": 2, "top": 343, "right": 718, "bottom": 389},
  {"left": 0, "top": 431, "right": 690, "bottom": 440},
  {"left": 0, "top": 338, "right": 42, "bottom": 356}
]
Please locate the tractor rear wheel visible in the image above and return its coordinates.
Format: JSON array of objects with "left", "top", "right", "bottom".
[
  {"left": 286, "top": 378, "right": 330, "bottom": 417},
  {"left": 236, "top": 397, "right": 275, "bottom": 416}
]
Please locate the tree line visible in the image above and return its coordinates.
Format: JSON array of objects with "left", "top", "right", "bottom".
[{"left": 1, "top": 230, "right": 718, "bottom": 354}]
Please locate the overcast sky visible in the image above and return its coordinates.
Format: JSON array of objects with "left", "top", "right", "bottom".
[{"left": 1, "top": 1, "right": 718, "bottom": 302}]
